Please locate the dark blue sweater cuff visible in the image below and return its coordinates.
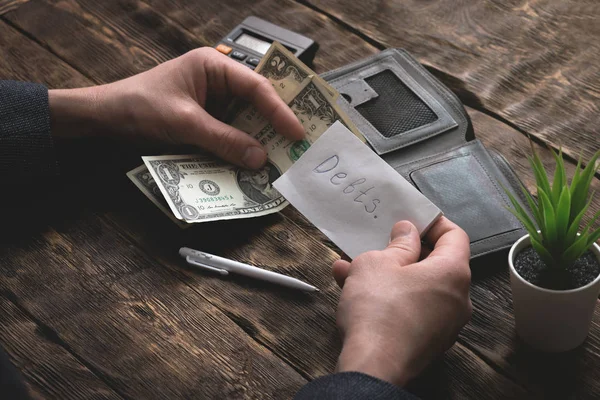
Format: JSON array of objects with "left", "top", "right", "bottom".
[
  {"left": 0, "top": 80, "right": 58, "bottom": 179},
  {"left": 295, "top": 372, "right": 420, "bottom": 400}
]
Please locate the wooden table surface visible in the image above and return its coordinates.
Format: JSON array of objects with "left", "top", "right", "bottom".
[{"left": 1, "top": 1, "right": 599, "bottom": 399}]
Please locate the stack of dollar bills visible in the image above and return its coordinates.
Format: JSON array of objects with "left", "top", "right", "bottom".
[{"left": 127, "top": 42, "right": 362, "bottom": 226}]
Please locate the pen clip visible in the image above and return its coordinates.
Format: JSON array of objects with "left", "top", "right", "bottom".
[{"left": 186, "top": 256, "right": 229, "bottom": 276}]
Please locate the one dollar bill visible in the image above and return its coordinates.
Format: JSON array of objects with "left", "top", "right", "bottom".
[
  {"left": 141, "top": 155, "right": 287, "bottom": 222},
  {"left": 126, "top": 165, "right": 190, "bottom": 228}
]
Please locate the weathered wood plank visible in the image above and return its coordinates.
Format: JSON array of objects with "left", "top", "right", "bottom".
[
  {"left": 2, "top": 0, "right": 598, "bottom": 398},
  {"left": 0, "top": 214, "right": 307, "bottom": 399},
  {"left": 410, "top": 342, "right": 531, "bottom": 399},
  {"left": 3, "top": 0, "right": 534, "bottom": 394},
  {"left": 141, "top": 0, "right": 380, "bottom": 73},
  {"left": 104, "top": 210, "right": 341, "bottom": 378},
  {"left": 105, "top": 195, "right": 537, "bottom": 399},
  {"left": 5, "top": 0, "right": 202, "bottom": 84},
  {"left": 0, "top": 11, "right": 308, "bottom": 396},
  {"left": 0, "top": 20, "right": 90, "bottom": 87},
  {"left": 0, "top": 0, "right": 28, "bottom": 15},
  {"left": 0, "top": 295, "right": 123, "bottom": 399},
  {"left": 304, "top": 0, "right": 600, "bottom": 165}
]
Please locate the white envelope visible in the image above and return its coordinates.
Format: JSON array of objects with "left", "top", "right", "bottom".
[{"left": 273, "top": 121, "right": 442, "bottom": 259}]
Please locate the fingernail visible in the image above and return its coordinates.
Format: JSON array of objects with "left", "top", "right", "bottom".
[
  {"left": 393, "top": 221, "right": 413, "bottom": 238},
  {"left": 242, "top": 146, "right": 266, "bottom": 169}
]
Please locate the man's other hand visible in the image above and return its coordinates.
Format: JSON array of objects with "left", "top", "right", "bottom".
[{"left": 333, "top": 217, "right": 472, "bottom": 387}]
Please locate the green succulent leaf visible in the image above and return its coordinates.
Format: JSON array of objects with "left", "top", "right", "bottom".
[
  {"left": 521, "top": 186, "right": 542, "bottom": 227},
  {"left": 581, "top": 208, "right": 600, "bottom": 238},
  {"left": 569, "top": 157, "right": 583, "bottom": 217},
  {"left": 530, "top": 154, "right": 552, "bottom": 205},
  {"left": 551, "top": 148, "right": 566, "bottom": 206},
  {"left": 562, "top": 234, "right": 591, "bottom": 266},
  {"left": 503, "top": 147, "right": 599, "bottom": 271},
  {"left": 555, "top": 186, "right": 571, "bottom": 244},
  {"left": 585, "top": 227, "right": 600, "bottom": 252},
  {"left": 504, "top": 188, "right": 540, "bottom": 242},
  {"left": 531, "top": 236, "right": 555, "bottom": 268},
  {"left": 538, "top": 188, "right": 557, "bottom": 245},
  {"left": 565, "top": 196, "right": 593, "bottom": 246},
  {"left": 570, "top": 151, "right": 600, "bottom": 217}
]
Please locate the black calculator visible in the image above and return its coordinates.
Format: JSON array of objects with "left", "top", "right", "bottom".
[{"left": 214, "top": 16, "right": 319, "bottom": 69}]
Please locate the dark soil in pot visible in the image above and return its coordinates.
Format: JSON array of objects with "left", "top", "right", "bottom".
[{"left": 514, "top": 247, "right": 600, "bottom": 290}]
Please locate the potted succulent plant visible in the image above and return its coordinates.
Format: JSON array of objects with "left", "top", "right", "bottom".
[{"left": 505, "top": 148, "right": 600, "bottom": 352}]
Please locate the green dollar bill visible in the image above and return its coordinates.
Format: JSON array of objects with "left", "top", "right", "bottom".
[
  {"left": 127, "top": 164, "right": 190, "bottom": 228},
  {"left": 256, "top": 41, "right": 337, "bottom": 101},
  {"left": 141, "top": 155, "right": 287, "bottom": 223}
]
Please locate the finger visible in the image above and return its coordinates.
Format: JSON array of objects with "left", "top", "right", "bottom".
[
  {"left": 384, "top": 220, "right": 421, "bottom": 267},
  {"left": 424, "top": 217, "right": 470, "bottom": 263},
  {"left": 186, "top": 106, "right": 267, "bottom": 169},
  {"left": 419, "top": 243, "right": 433, "bottom": 260},
  {"left": 332, "top": 259, "right": 351, "bottom": 288},
  {"left": 208, "top": 51, "right": 305, "bottom": 141}
]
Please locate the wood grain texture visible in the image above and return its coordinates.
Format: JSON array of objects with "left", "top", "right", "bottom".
[
  {"left": 5, "top": 0, "right": 203, "bottom": 84},
  {"left": 3, "top": 0, "right": 535, "bottom": 396},
  {"left": 305, "top": 0, "right": 600, "bottom": 165},
  {"left": 0, "top": 214, "right": 307, "bottom": 399},
  {"left": 0, "top": 0, "right": 28, "bottom": 15},
  {"left": 141, "top": 0, "right": 381, "bottom": 73},
  {"left": 0, "top": 20, "right": 90, "bottom": 87},
  {"left": 1, "top": 0, "right": 599, "bottom": 398},
  {"left": 104, "top": 196, "right": 535, "bottom": 399},
  {"left": 0, "top": 295, "right": 122, "bottom": 399}
]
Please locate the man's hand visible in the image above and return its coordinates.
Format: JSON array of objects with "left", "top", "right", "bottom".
[
  {"left": 333, "top": 217, "right": 472, "bottom": 387},
  {"left": 48, "top": 47, "right": 304, "bottom": 169}
]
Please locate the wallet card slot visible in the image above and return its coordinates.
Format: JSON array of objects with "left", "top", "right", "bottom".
[
  {"left": 409, "top": 153, "right": 522, "bottom": 244},
  {"left": 329, "top": 55, "right": 458, "bottom": 155},
  {"left": 356, "top": 70, "right": 438, "bottom": 138}
]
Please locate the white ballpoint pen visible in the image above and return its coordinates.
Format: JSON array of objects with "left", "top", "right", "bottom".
[{"left": 179, "top": 247, "right": 319, "bottom": 292}]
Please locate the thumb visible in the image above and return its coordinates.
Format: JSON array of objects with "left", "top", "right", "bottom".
[
  {"left": 182, "top": 106, "right": 267, "bottom": 169},
  {"left": 384, "top": 220, "right": 421, "bottom": 267},
  {"left": 332, "top": 259, "right": 351, "bottom": 288}
]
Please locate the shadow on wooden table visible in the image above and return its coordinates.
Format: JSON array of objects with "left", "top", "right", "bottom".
[{"left": 508, "top": 341, "right": 589, "bottom": 400}]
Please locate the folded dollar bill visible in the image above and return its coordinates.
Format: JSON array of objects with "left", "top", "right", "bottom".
[
  {"left": 126, "top": 165, "right": 190, "bottom": 228},
  {"left": 141, "top": 155, "right": 287, "bottom": 223}
]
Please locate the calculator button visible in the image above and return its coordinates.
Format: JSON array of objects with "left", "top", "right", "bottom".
[
  {"left": 231, "top": 50, "right": 247, "bottom": 61},
  {"left": 246, "top": 57, "right": 260, "bottom": 66},
  {"left": 215, "top": 44, "right": 232, "bottom": 55},
  {"left": 247, "top": 64, "right": 256, "bottom": 70}
]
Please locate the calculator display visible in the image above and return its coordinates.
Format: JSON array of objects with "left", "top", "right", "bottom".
[{"left": 235, "top": 33, "right": 272, "bottom": 55}]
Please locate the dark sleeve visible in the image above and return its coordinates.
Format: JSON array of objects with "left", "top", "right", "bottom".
[
  {"left": 294, "top": 372, "right": 420, "bottom": 400},
  {"left": 0, "top": 80, "right": 59, "bottom": 179}
]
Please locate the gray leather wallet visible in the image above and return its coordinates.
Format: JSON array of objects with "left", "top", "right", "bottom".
[{"left": 321, "top": 49, "right": 531, "bottom": 258}]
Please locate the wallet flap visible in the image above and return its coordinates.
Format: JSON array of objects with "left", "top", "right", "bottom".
[
  {"left": 391, "top": 140, "right": 529, "bottom": 258},
  {"left": 323, "top": 49, "right": 472, "bottom": 157}
]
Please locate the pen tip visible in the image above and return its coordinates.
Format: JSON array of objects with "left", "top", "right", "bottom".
[{"left": 315, "top": 288, "right": 320, "bottom": 292}]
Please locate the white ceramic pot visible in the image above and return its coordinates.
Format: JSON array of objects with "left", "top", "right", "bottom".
[{"left": 508, "top": 234, "right": 600, "bottom": 352}]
